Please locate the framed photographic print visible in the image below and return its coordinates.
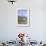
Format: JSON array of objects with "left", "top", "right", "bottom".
[{"left": 16, "top": 8, "right": 30, "bottom": 27}]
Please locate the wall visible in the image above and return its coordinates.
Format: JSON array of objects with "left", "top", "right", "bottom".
[{"left": 0, "top": 0, "right": 46, "bottom": 41}]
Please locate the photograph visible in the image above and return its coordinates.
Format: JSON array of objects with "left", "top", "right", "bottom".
[{"left": 16, "top": 8, "right": 30, "bottom": 27}]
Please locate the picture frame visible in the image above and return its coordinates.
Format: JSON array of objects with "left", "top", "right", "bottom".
[{"left": 16, "top": 8, "right": 30, "bottom": 27}]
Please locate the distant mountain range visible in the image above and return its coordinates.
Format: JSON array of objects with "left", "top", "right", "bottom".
[{"left": 18, "top": 16, "right": 27, "bottom": 24}]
